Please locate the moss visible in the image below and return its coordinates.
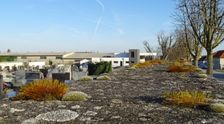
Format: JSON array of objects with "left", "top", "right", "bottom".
[
  {"left": 79, "top": 76, "right": 93, "bottom": 81},
  {"left": 62, "top": 91, "right": 90, "bottom": 101},
  {"left": 197, "top": 74, "right": 208, "bottom": 78},
  {"left": 210, "top": 103, "right": 224, "bottom": 113},
  {"left": 96, "top": 75, "right": 111, "bottom": 80}
]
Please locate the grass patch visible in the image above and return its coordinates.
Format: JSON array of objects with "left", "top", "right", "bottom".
[
  {"left": 164, "top": 90, "right": 209, "bottom": 107},
  {"left": 62, "top": 91, "right": 90, "bottom": 101}
]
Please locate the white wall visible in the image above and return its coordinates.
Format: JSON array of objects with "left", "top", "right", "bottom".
[
  {"left": 0, "top": 62, "right": 23, "bottom": 70},
  {"left": 29, "top": 62, "right": 46, "bottom": 68},
  {"left": 91, "top": 58, "right": 129, "bottom": 67},
  {"left": 221, "top": 58, "right": 224, "bottom": 69}
]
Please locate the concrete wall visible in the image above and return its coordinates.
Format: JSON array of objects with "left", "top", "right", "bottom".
[{"left": 129, "top": 49, "right": 140, "bottom": 65}]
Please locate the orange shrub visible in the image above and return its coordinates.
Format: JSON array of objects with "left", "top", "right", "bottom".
[
  {"left": 167, "top": 62, "right": 197, "bottom": 72},
  {"left": 14, "top": 79, "right": 69, "bottom": 101},
  {"left": 164, "top": 91, "right": 208, "bottom": 107}
]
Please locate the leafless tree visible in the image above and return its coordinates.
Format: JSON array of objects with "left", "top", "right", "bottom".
[
  {"left": 157, "top": 32, "right": 174, "bottom": 60},
  {"left": 179, "top": 0, "right": 224, "bottom": 75},
  {"left": 143, "top": 40, "right": 153, "bottom": 53}
]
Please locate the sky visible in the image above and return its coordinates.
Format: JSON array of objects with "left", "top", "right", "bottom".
[{"left": 1, "top": 0, "right": 216, "bottom": 53}]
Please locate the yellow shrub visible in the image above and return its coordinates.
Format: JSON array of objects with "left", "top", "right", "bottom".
[
  {"left": 14, "top": 79, "right": 69, "bottom": 101},
  {"left": 164, "top": 91, "right": 208, "bottom": 107},
  {"left": 133, "top": 59, "right": 166, "bottom": 69}
]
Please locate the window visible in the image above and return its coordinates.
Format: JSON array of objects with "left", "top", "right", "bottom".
[
  {"left": 140, "top": 56, "right": 145, "bottom": 59},
  {"left": 126, "top": 61, "right": 129, "bottom": 64},
  {"left": 131, "top": 61, "right": 134, "bottom": 63},
  {"left": 114, "top": 61, "right": 118, "bottom": 63},
  {"left": 131, "top": 52, "right": 135, "bottom": 58},
  {"left": 40, "top": 56, "right": 46, "bottom": 59},
  {"left": 56, "top": 56, "right": 62, "bottom": 59},
  {"left": 21, "top": 56, "right": 27, "bottom": 59}
]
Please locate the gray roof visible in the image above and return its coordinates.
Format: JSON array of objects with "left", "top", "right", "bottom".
[
  {"left": 0, "top": 52, "right": 68, "bottom": 56},
  {"left": 63, "top": 52, "right": 115, "bottom": 59}
]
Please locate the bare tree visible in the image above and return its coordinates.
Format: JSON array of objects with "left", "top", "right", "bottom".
[
  {"left": 157, "top": 32, "right": 174, "bottom": 60},
  {"left": 168, "top": 29, "right": 191, "bottom": 61},
  {"left": 180, "top": 0, "right": 224, "bottom": 75},
  {"left": 143, "top": 40, "right": 153, "bottom": 53}
]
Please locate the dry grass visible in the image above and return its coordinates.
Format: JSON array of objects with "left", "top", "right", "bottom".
[
  {"left": 164, "top": 91, "right": 208, "bottom": 107},
  {"left": 14, "top": 79, "right": 69, "bottom": 101},
  {"left": 133, "top": 59, "right": 166, "bottom": 69},
  {"left": 167, "top": 61, "right": 197, "bottom": 73}
]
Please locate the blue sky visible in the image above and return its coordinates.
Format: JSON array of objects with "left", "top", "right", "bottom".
[{"left": 0, "top": 0, "right": 190, "bottom": 52}]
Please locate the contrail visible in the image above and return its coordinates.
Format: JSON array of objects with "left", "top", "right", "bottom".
[{"left": 93, "top": 0, "right": 104, "bottom": 39}]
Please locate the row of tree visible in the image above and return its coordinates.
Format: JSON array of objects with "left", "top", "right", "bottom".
[{"left": 144, "top": 0, "right": 224, "bottom": 75}]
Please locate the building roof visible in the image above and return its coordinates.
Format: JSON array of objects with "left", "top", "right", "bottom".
[
  {"left": 0, "top": 52, "right": 67, "bottom": 56},
  {"left": 63, "top": 52, "right": 115, "bottom": 59},
  {"left": 213, "top": 50, "right": 224, "bottom": 58}
]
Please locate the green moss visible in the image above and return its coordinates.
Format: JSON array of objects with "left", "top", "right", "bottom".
[
  {"left": 210, "top": 103, "right": 224, "bottom": 113},
  {"left": 79, "top": 76, "right": 93, "bottom": 81},
  {"left": 62, "top": 91, "right": 90, "bottom": 101},
  {"left": 96, "top": 75, "right": 111, "bottom": 80},
  {"left": 197, "top": 74, "right": 208, "bottom": 78}
]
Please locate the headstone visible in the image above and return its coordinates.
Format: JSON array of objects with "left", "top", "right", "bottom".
[
  {"left": 39, "top": 69, "right": 48, "bottom": 78},
  {"left": 14, "top": 70, "right": 26, "bottom": 87},
  {"left": 52, "top": 73, "right": 70, "bottom": 82},
  {"left": 25, "top": 72, "right": 40, "bottom": 83}
]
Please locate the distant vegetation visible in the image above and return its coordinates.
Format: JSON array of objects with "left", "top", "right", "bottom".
[{"left": 0, "top": 56, "right": 16, "bottom": 62}]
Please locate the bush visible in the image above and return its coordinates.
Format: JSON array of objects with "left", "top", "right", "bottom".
[
  {"left": 96, "top": 75, "right": 111, "bottom": 80},
  {"left": 62, "top": 91, "right": 90, "bottom": 101},
  {"left": 14, "top": 79, "right": 69, "bottom": 101},
  {"left": 133, "top": 59, "right": 166, "bottom": 69},
  {"left": 88, "top": 62, "right": 112, "bottom": 75},
  {"left": 167, "top": 62, "right": 197, "bottom": 73},
  {"left": 164, "top": 91, "right": 208, "bottom": 107},
  {"left": 133, "top": 61, "right": 153, "bottom": 68},
  {"left": 210, "top": 103, "right": 224, "bottom": 113},
  {"left": 79, "top": 76, "right": 93, "bottom": 81}
]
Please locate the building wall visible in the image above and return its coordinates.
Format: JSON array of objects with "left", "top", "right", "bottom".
[
  {"left": 92, "top": 58, "right": 129, "bottom": 67},
  {"left": 221, "top": 58, "right": 224, "bottom": 69},
  {"left": 16, "top": 55, "right": 63, "bottom": 64},
  {"left": 0, "top": 62, "right": 23, "bottom": 70},
  {"left": 213, "top": 58, "right": 220, "bottom": 69}
]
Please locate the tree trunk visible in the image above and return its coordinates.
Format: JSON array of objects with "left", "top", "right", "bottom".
[
  {"left": 206, "top": 50, "right": 213, "bottom": 75},
  {"left": 193, "top": 57, "right": 199, "bottom": 68}
]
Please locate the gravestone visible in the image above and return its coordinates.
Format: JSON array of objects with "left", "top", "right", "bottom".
[
  {"left": 52, "top": 73, "right": 70, "bottom": 82},
  {"left": 25, "top": 72, "right": 40, "bottom": 83},
  {"left": 14, "top": 70, "right": 26, "bottom": 87}
]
